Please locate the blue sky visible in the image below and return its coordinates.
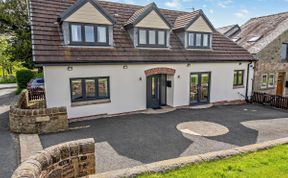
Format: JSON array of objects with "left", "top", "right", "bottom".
[{"left": 108, "top": 0, "right": 288, "bottom": 27}]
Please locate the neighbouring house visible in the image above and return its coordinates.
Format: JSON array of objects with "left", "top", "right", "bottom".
[
  {"left": 218, "top": 12, "right": 288, "bottom": 97},
  {"left": 29, "top": 0, "right": 254, "bottom": 119}
]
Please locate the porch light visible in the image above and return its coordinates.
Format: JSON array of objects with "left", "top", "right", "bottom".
[
  {"left": 67, "top": 66, "right": 73, "bottom": 71},
  {"left": 178, "top": 75, "right": 181, "bottom": 79},
  {"left": 139, "top": 77, "right": 142, "bottom": 81},
  {"left": 187, "top": 63, "right": 191, "bottom": 67},
  {"left": 123, "top": 65, "right": 128, "bottom": 69}
]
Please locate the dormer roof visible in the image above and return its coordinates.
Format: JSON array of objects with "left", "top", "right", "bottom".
[
  {"left": 174, "top": 10, "right": 215, "bottom": 32},
  {"left": 124, "top": 2, "right": 172, "bottom": 29},
  {"left": 58, "top": 0, "right": 116, "bottom": 24}
]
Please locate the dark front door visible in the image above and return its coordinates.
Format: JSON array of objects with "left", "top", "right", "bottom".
[
  {"left": 147, "top": 74, "right": 166, "bottom": 109},
  {"left": 190, "top": 72, "right": 211, "bottom": 105}
]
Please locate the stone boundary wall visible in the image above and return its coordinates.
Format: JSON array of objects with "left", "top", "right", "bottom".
[
  {"left": 9, "top": 90, "right": 69, "bottom": 134},
  {"left": 12, "top": 138, "right": 96, "bottom": 178}
]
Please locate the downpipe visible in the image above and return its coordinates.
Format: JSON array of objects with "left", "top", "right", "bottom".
[{"left": 245, "top": 61, "right": 253, "bottom": 102}]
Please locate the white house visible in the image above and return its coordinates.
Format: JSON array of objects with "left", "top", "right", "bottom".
[{"left": 30, "top": 0, "right": 255, "bottom": 119}]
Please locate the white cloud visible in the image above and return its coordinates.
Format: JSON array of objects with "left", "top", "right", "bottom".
[
  {"left": 164, "top": 0, "right": 182, "bottom": 9},
  {"left": 234, "top": 9, "right": 249, "bottom": 19},
  {"left": 209, "top": 9, "right": 214, "bottom": 14},
  {"left": 217, "top": 0, "right": 233, "bottom": 8}
]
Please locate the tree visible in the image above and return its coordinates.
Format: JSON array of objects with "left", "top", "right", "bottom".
[
  {"left": 0, "top": 36, "right": 13, "bottom": 77},
  {"left": 0, "top": 0, "right": 32, "bottom": 69}
]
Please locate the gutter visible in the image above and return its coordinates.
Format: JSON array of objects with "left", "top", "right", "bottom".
[{"left": 245, "top": 61, "right": 253, "bottom": 102}]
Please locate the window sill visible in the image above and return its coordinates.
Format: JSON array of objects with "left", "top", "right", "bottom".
[
  {"left": 71, "top": 99, "right": 111, "bottom": 107},
  {"left": 63, "top": 45, "right": 113, "bottom": 49},
  {"left": 260, "top": 87, "right": 275, "bottom": 90},
  {"left": 233, "top": 85, "right": 245, "bottom": 89}
]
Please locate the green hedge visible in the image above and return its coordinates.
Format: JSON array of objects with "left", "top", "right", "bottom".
[
  {"left": 16, "top": 70, "right": 35, "bottom": 89},
  {"left": 0, "top": 75, "right": 16, "bottom": 84}
]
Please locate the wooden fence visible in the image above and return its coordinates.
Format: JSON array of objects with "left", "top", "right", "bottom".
[
  {"left": 251, "top": 92, "right": 288, "bottom": 109},
  {"left": 28, "top": 89, "right": 45, "bottom": 101}
]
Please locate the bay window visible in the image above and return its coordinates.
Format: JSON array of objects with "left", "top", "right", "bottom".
[
  {"left": 69, "top": 23, "right": 109, "bottom": 46},
  {"left": 138, "top": 28, "right": 167, "bottom": 48},
  {"left": 70, "top": 77, "right": 110, "bottom": 102}
]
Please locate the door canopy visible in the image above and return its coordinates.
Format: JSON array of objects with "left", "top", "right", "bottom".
[{"left": 145, "top": 67, "right": 176, "bottom": 76}]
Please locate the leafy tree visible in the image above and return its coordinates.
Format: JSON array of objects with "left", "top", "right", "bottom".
[
  {"left": 0, "top": 36, "right": 12, "bottom": 77},
  {"left": 0, "top": 0, "right": 32, "bottom": 68}
]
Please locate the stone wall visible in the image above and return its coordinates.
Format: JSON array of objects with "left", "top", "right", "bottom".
[
  {"left": 254, "top": 30, "right": 288, "bottom": 96},
  {"left": 9, "top": 90, "right": 69, "bottom": 134},
  {"left": 12, "top": 138, "right": 96, "bottom": 178}
]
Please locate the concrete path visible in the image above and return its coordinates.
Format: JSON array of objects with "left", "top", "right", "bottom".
[
  {"left": 40, "top": 104, "right": 288, "bottom": 173},
  {"left": 19, "top": 134, "right": 43, "bottom": 162},
  {"left": 0, "top": 88, "right": 18, "bottom": 178},
  {"left": 0, "top": 83, "right": 17, "bottom": 90}
]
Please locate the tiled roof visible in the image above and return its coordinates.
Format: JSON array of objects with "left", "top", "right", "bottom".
[
  {"left": 223, "top": 12, "right": 288, "bottom": 54},
  {"left": 29, "top": 0, "right": 254, "bottom": 64},
  {"left": 217, "top": 24, "right": 238, "bottom": 35},
  {"left": 173, "top": 10, "right": 201, "bottom": 30}
]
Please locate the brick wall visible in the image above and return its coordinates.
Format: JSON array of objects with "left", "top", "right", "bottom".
[
  {"left": 254, "top": 30, "right": 288, "bottom": 96},
  {"left": 144, "top": 67, "right": 176, "bottom": 76},
  {"left": 9, "top": 90, "right": 69, "bottom": 134},
  {"left": 11, "top": 138, "right": 96, "bottom": 178}
]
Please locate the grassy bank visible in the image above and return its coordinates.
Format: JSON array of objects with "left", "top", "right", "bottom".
[{"left": 139, "top": 144, "right": 288, "bottom": 178}]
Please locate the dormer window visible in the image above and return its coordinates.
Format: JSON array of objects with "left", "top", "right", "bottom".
[
  {"left": 138, "top": 28, "right": 167, "bottom": 48},
  {"left": 124, "top": 3, "right": 172, "bottom": 49},
  {"left": 69, "top": 23, "right": 109, "bottom": 46},
  {"left": 174, "top": 10, "right": 215, "bottom": 50},
  {"left": 58, "top": 0, "right": 116, "bottom": 47},
  {"left": 188, "top": 32, "right": 211, "bottom": 48}
]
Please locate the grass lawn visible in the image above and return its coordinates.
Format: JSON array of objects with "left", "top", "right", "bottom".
[{"left": 139, "top": 144, "right": 288, "bottom": 178}]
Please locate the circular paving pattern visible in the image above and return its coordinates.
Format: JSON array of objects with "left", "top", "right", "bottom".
[{"left": 176, "top": 121, "right": 229, "bottom": 137}]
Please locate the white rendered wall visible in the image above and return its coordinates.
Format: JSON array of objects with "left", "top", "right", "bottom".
[{"left": 43, "top": 62, "right": 254, "bottom": 118}]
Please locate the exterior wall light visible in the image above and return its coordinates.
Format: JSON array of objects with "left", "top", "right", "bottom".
[
  {"left": 239, "top": 62, "right": 242, "bottom": 65},
  {"left": 123, "top": 65, "right": 128, "bottom": 69},
  {"left": 178, "top": 75, "right": 181, "bottom": 79},
  {"left": 139, "top": 77, "right": 142, "bottom": 81},
  {"left": 67, "top": 66, "right": 73, "bottom": 71},
  {"left": 187, "top": 63, "right": 191, "bottom": 67}
]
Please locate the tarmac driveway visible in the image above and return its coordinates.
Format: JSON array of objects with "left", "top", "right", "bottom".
[{"left": 40, "top": 104, "right": 288, "bottom": 173}]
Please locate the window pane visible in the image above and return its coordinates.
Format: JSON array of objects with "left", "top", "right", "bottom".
[
  {"left": 268, "top": 74, "right": 275, "bottom": 88},
  {"left": 238, "top": 71, "right": 243, "bottom": 85},
  {"left": 233, "top": 71, "right": 238, "bottom": 85},
  {"left": 149, "top": 30, "right": 156, "bottom": 45},
  {"left": 85, "top": 79, "right": 95, "bottom": 98},
  {"left": 97, "top": 26, "right": 107, "bottom": 43},
  {"left": 261, "top": 74, "right": 268, "bottom": 88},
  {"left": 158, "top": 31, "right": 165, "bottom": 45},
  {"left": 189, "top": 33, "right": 194, "bottom": 46},
  {"left": 85, "top": 26, "right": 95, "bottom": 42},
  {"left": 98, "top": 78, "right": 109, "bottom": 97},
  {"left": 139, "top": 29, "right": 147, "bottom": 44},
  {"left": 71, "top": 24, "right": 82, "bottom": 42},
  {"left": 71, "top": 80, "right": 83, "bottom": 101},
  {"left": 196, "top": 33, "right": 202, "bottom": 46},
  {"left": 203, "top": 34, "right": 209, "bottom": 47}
]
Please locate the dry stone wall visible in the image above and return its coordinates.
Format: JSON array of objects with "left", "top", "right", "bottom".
[{"left": 12, "top": 138, "right": 96, "bottom": 178}]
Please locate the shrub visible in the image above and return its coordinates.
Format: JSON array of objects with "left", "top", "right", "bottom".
[
  {"left": 16, "top": 70, "right": 34, "bottom": 89},
  {"left": 0, "top": 75, "right": 16, "bottom": 84},
  {"left": 34, "top": 72, "right": 43, "bottom": 78}
]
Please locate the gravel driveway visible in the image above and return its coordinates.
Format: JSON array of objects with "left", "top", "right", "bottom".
[{"left": 40, "top": 104, "right": 288, "bottom": 173}]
